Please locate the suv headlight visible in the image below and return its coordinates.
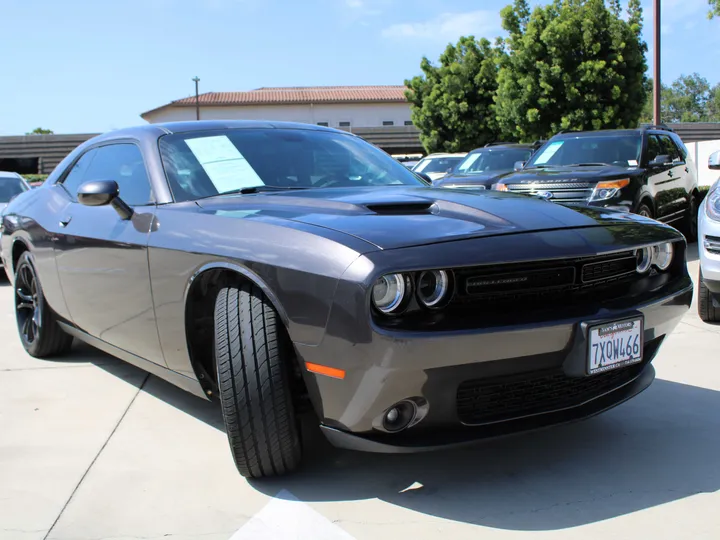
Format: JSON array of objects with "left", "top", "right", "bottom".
[{"left": 590, "top": 179, "right": 630, "bottom": 202}]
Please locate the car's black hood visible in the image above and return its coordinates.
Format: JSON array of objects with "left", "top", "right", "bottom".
[
  {"left": 195, "top": 186, "right": 650, "bottom": 250},
  {"left": 501, "top": 164, "right": 641, "bottom": 184}
]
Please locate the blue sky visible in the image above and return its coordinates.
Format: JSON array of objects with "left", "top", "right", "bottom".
[{"left": 1, "top": 0, "right": 717, "bottom": 135}]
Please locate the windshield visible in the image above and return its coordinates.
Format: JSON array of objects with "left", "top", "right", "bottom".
[
  {"left": 526, "top": 135, "right": 642, "bottom": 168},
  {"left": 412, "top": 156, "right": 463, "bottom": 174},
  {"left": 456, "top": 148, "right": 532, "bottom": 174},
  {"left": 0, "top": 176, "right": 28, "bottom": 203},
  {"left": 159, "top": 128, "right": 426, "bottom": 202}
]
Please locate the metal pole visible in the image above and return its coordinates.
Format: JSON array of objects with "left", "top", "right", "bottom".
[
  {"left": 653, "top": 0, "right": 661, "bottom": 125},
  {"left": 192, "top": 76, "right": 200, "bottom": 120}
]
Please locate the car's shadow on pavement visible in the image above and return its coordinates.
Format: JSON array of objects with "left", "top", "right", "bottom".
[
  {"left": 90, "top": 354, "right": 720, "bottom": 531},
  {"left": 687, "top": 241, "right": 699, "bottom": 263}
]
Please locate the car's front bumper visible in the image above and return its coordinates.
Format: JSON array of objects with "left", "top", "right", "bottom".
[
  {"left": 296, "top": 279, "right": 692, "bottom": 452},
  {"left": 699, "top": 198, "right": 720, "bottom": 292}
]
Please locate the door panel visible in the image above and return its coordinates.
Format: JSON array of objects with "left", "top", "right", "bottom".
[
  {"left": 646, "top": 134, "right": 683, "bottom": 220},
  {"left": 53, "top": 142, "right": 165, "bottom": 366}
]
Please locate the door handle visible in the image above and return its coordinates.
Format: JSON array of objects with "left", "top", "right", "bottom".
[{"left": 59, "top": 216, "right": 72, "bottom": 228}]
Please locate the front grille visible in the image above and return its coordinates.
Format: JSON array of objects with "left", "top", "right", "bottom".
[
  {"left": 507, "top": 181, "right": 594, "bottom": 202},
  {"left": 456, "top": 360, "right": 646, "bottom": 425},
  {"left": 455, "top": 250, "right": 639, "bottom": 309},
  {"left": 581, "top": 254, "right": 638, "bottom": 283}
]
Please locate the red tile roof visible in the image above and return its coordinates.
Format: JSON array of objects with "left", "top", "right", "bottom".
[{"left": 141, "top": 86, "right": 408, "bottom": 117}]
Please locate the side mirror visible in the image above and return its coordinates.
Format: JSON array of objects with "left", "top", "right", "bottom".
[
  {"left": 649, "top": 154, "right": 671, "bottom": 168},
  {"left": 709, "top": 150, "right": 720, "bottom": 170},
  {"left": 77, "top": 180, "right": 133, "bottom": 220},
  {"left": 514, "top": 161, "right": 526, "bottom": 171}
]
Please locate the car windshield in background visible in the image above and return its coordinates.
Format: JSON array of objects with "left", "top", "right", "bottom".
[
  {"left": 413, "top": 156, "right": 463, "bottom": 174},
  {"left": 0, "top": 177, "right": 28, "bottom": 202},
  {"left": 526, "top": 135, "right": 642, "bottom": 168},
  {"left": 159, "top": 128, "right": 425, "bottom": 202},
  {"left": 456, "top": 148, "right": 532, "bottom": 174}
]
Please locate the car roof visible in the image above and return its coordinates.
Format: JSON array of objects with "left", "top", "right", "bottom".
[
  {"left": 551, "top": 129, "right": 643, "bottom": 139},
  {"left": 422, "top": 153, "right": 467, "bottom": 158},
  {"left": 467, "top": 143, "right": 534, "bottom": 153},
  {"left": 0, "top": 171, "right": 22, "bottom": 179},
  {"left": 84, "top": 120, "right": 350, "bottom": 145}
]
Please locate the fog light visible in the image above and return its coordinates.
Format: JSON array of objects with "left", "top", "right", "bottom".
[{"left": 382, "top": 400, "right": 416, "bottom": 432}]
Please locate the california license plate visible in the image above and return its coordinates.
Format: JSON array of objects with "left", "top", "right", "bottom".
[{"left": 587, "top": 318, "right": 643, "bottom": 375}]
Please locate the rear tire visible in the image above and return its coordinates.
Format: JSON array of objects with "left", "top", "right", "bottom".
[
  {"left": 214, "top": 282, "right": 302, "bottom": 478},
  {"left": 14, "top": 252, "right": 73, "bottom": 357},
  {"left": 680, "top": 193, "right": 698, "bottom": 243},
  {"left": 698, "top": 269, "right": 720, "bottom": 322}
]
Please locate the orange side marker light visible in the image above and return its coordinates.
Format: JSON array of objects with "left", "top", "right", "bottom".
[{"left": 305, "top": 362, "right": 346, "bottom": 379}]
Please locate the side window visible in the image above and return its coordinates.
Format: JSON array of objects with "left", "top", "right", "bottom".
[
  {"left": 646, "top": 135, "right": 664, "bottom": 163},
  {"left": 84, "top": 144, "right": 152, "bottom": 206},
  {"left": 60, "top": 148, "right": 98, "bottom": 198},
  {"left": 659, "top": 135, "right": 682, "bottom": 163}
]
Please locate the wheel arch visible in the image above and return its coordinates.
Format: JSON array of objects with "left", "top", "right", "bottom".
[
  {"left": 182, "top": 261, "right": 292, "bottom": 397},
  {"left": 11, "top": 237, "right": 32, "bottom": 274}
]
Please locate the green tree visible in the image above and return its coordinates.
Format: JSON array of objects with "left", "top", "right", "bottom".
[
  {"left": 26, "top": 127, "right": 53, "bottom": 135},
  {"left": 710, "top": 0, "right": 720, "bottom": 18},
  {"left": 641, "top": 74, "right": 720, "bottom": 123},
  {"left": 495, "top": 0, "right": 648, "bottom": 142},
  {"left": 404, "top": 36, "right": 502, "bottom": 153}
]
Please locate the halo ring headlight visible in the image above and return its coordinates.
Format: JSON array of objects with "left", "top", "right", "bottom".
[
  {"left": 636, "top": 246, "right": 652, "bottom": 273},
  {"left": 417, "top": 270, "right": 451, "bottom": 308},
  {"left": 372, "top": 273, "right": 407, "bottom": 314},
  {"left": 652, "top": 242, "right": 673, "bottom": 271}
]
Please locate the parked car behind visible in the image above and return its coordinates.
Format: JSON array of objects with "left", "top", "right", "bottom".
[
  {"left": 697, "top": 149, "right": 720, "bottom": 321},
  {"left": 1, "top": 121, "right": 692, "bottom": 479},
  {"left": 0, "top": 171, "right": 31, "bottom": 214},
  {"left": 492, "top": 126, "right": 700, "bottom": 238},
  {"left": 411, "top": 152, "right": 466, "bottom": 183},
  {"left": 434, "top": 143, "right": 537, "bottom": 190}
]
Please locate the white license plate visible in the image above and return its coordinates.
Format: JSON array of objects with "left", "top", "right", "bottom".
[{"left": 587, "top": 318, "right": 643, "bottom": 375}]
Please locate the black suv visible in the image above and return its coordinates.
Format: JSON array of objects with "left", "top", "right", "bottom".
[
  {"left": 434, "top": 143, "right": 539, "bottom": 190},
  {"left": 492, "top": 126, "right": 700, "bottom": 236}
]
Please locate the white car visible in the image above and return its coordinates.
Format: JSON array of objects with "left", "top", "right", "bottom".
[
  {"left": 697, "top": 150, "right": 720, "bottom": 321},
  {"left": 411, "top": 153, "right": 466, "bottom": 183}
]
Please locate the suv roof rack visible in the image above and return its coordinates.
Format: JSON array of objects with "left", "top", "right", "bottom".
[
  {"left": 640, "top": 123, "right": 674, "bottom": 132},
  {"left": 484, "top": 141, "right": 517, "bottom": 147}
]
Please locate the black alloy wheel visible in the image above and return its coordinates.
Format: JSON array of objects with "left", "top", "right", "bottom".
[{"left": 14, "top": 252, "right": 73, "bottom": 357}]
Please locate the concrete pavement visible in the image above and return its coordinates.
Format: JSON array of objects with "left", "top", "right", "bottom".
[{"left": 0, "top": 245, "right": 718, "bottom": 540}]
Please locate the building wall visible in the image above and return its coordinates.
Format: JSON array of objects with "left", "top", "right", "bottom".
[
  {"left": 686, "top": 139, "right": 720, "bottom": 186},
  {"left": 142, "top": 102, "right": 413, "bottom": 129}
]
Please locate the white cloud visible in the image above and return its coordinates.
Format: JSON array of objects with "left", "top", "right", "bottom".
[{"left": 382, "top": 10, "right": 501, "bottom": 41}]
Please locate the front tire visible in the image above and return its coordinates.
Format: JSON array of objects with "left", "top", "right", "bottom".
[
  {"left": 680, "top": 193, "right": 698, "bottom": 242},
  {"left": 698, "top": 269, "right": 720, "bottom": 322},
  {"left": 214, "top": 282, "right": 302, "bottom": 478},
  {"left": 635, "top": 202, "right": 654, "bottom": 219},
  {"left": 14, "top": 252, "right": 73, "bottom": 357}
]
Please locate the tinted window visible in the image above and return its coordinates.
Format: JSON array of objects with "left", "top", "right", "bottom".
[
  {"left": 158, "top": 128, "right": 425, "bottom": 202},
  {"left": 646, "top": 135, "right": 665, "bottom": 163},
  {"left": 0, "top": 176, "right": 29, "bottom": 203},
  {"left": 526, "top": 134, "right": 642, "bottom": 167},
  {"left": 456, "top": 148, "right": 532, "bottom": 173},
  {"left": 672, "top": 134, "right": 689, "bottom": 160},
  {"left": 61, "top": 148, "right": 98, "bottom": 198},
  {"left": 83, "top": 144, "right": 152, "bottom": 206},
  {"left": 659, "top": 135, "right": 682, "bottom": 162}
]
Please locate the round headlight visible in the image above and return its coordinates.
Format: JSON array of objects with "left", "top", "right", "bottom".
[
  {"left": 636, "top": 246, "right": 652, "bottom": 273},
  {"left": 372, "top": 273, "right": 407, "bottom": 314},
  {"left": 417, "top": 270, "right": 451, "bottom": 308},
  {"left": 652, "top": 242, "right": 673, "bottom": 271}
]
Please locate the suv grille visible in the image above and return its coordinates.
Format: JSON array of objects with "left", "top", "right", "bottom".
[
  {"left": 506, "top": 181, "right": 594, "bottom": 202},
  {"left": 456, "top": 359, "right": 649, "bottom": 425}
]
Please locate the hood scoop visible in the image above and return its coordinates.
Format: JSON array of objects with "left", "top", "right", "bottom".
[{"left": 365, "top": 201, "right": 436, "bottom": 215}]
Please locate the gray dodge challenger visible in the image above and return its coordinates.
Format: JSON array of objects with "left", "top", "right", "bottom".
[{"left": 0, "top": 121, "right": 692, "bottom": 478}]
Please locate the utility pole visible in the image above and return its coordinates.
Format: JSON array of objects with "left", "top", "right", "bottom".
[
  {"left": 653, "top": 0, "right": 661, "bottom": 125},
  {"left": 192, "top": 76, "right": 200, "bottom": 120}
]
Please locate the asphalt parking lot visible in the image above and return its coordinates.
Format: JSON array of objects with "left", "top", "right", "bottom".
[{"left": 1, "top": 243, "right": 719, "bottom": 540}]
